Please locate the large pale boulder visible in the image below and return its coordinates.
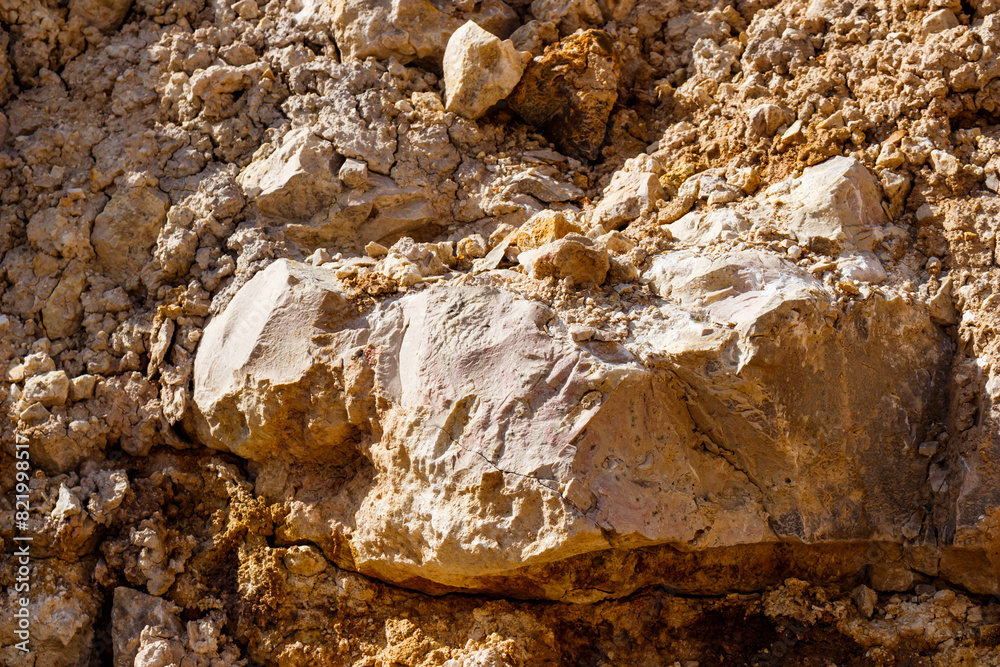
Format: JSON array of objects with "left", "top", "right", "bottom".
[
  {"left": 444, "top": 21, "right": 530, "bottom": 120},
  {"left": 194, "top": 257, "right": 951, "bottom": 598},
  {"left": 348, "top": 285, "right": 771, "bottom": 593},
  {"left": 640, "top": 250, "right": 950, "bottom": 545},
  {"left": 190, "top": 259, "right": 369, "bottom": 464}
]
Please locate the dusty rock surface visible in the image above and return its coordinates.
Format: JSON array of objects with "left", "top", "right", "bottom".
[{"left": 3, "top": 0, "right": 1000, "bottom": 665}]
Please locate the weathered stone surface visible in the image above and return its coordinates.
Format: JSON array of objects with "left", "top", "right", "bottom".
[
  {"left": 769, "top": 156, "right": 887, "bottom": 254},
  {"left": 331, "top": 0, "right": 517, "bottom": 65},
  {"left": 191, "top": 259, "right": 368, "bottom": 464},
  {"left": 519, "top": 237, "right": 610, "bottom": 286},
  {"left": 531, "top": 0, "right": 603, "bottom": 36},
  {"left": 590, "top": 171, "right": 665, "bottom": 229},
  {"left": 69, "top": 0, "right": 132, "bottom": 33},
  {"left": 197, "top": 256, "right": 949, "bottom": 598},
  {"left": 91, "top": 174, "right": 168, "bottom": 292},
  {"left": 112, "top": 588, "right": 183, "bottom": 667},
  {"left": 444, "top": 21, "right": 530, "bottom": 120},
  {"left": 670, "top": 208, "right": 752, "bottom": 246},
  {"left": 514, "top": 209, "right": 581, "bottom": 251},
  {"left": 508, "top": 30, "right": 619, "bottom": 161},
  {"left": 22, "top": 369, "right": 69, "bottom": 407},
  {"left": 238, "top": 128, "right": 340, "bottom": 221},
  {"left": 41, "top": 259, "right": 87, "bottom": 338}
]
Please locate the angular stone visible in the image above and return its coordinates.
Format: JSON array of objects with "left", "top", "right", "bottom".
[
  {"left": 444, "top": 21, "right": 530, "bottom": 120},
  {"left": 670, "top": 208, "right": 751, "bottom": 246},
  {"left": 91, "top": 174, "right": 168, "bottom": 292},
  {"left": 499, "top": 166, "right": 584, "bottom": 203},
  {"left": 331, "top": 0, "right": 517, "bottom": 65},
  {"left": 22, "top": 370, "right": 70, "bottom": 408},
  {"left": 112, "top": 588, "right": 183, "bottom": 667},
  {"left": 508, "top": 30, "right": 619, "bottom": 161},
  {"left": 332, "top": 0, "right": 461, "bottom": 64},
  {"left": 42, "top": 260, "right": 87, "bottom": 339},
  {"left": 191, "top": 259, "right": 368, "bottom": 464},
  {"left": 590, "top": 171, "right": 665, "bottom": 229},
  {"left": 514, "top": 209, "right": 581, "bottom": 251},
  {"left": 530, "top": 0, "right": 603, "bottom": 36},
  {"left": 773, "top": 156, "right": 887, "bottom": 255},
  {"left": 238, "top": 128, "right": 340, "bottom": 221},
  {"left": 199, "top": 252, "right": 950, "bottom": 599},
  {"left": 519, "top": 237, "right": 610, "bottom": 286},
  {"left": 69, "top": 0, "right": 132, "bottom": 33},
  {"left": 640, "top": 249, "right": 950, "bottom": 545}
]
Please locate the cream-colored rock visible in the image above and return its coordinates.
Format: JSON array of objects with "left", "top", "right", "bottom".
[
  {"left": 191, "top": 259, "right": 367, "bottom": 464},
  {"left": 921, "top": 8, "right": 959, "bottom": 35},
  {"left": 444, "top": 21, "right": 530, "bottom": 120},
  {"left": 771, "top": 156, "right": 887, "bottom": 254},
  {"left": 68, "top": 374, "right": 97, "bottom": 402},
  {"left": 200, "top": 256, "right": 949, "bottom": 599},
  {"left": 22, "top": 370, "right": 69, "bottom": 407},
  {"left": 339, "top": 158, "right": 368, "bottom": 188},
  {"left": 283, "top": 545, "right": 328, "bottom": 576},
  {"left": 87, "top": 470, "right": 130, "bottom": 524},
  {"left": 331, "top": 0, "right": 462, "bottom": 63},
  {"left": 670, "top": 208, "right": 751, "bottom": 246},
  {"left": 91, "top": 174, "right": 169, "bottom": 292},
  {"left": 590, "top": 171, "right": 665, "bottom": 229},
  {"left": 239, "top": 128, "right": 339, "bottom": 221},
  {"left": 530, "top": 0, "right": 602, "bottom": 36}
]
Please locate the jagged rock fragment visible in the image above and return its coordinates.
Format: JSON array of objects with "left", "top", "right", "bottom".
[
  {"left": 514, "top": 209, "right": 582, "bottom": 251},
  {"left": 331, "top": 0, "right": 517, "bottom": 64},
  {"left": 519, "top": 237, "right": 610, "bottom": 286},
  {"left": 69, "top": 0, "right": 133, "bottom": 33},
  {"left": 22, "top": 370, "right": 69, "bottom": 407},
  {"left": 91, "top": 174, "right": 168, "bottom": 292},
  {"left": 590, "top": 171, "right": 665, "bottom": 229},
  {"left": 238, "top": 128, "right": 340, "bottom": 220},
  {"left": 670, "top": 208, "right": 751, "bottom": 246},
  {"left": 508, "top": 29, "right": 619, "bottom": 160},
  {"left": 41, "top": 260, "right": 87, "bottom": 338},
  {"left": 772, "top": 156, "right": 887, "bottom": 254},
  {"left": 191, "top": 259, "right": 367, "bottom": 464},
  {"left": 444, "top": 21, "right": 530, "bottom": 120},
  {"left": 112, "top": 588, "right": 183, "bottom": 667}
]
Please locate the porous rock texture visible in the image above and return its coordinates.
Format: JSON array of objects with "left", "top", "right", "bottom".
[{"left": 4, "top": 0, "right": 1000, "bottom": 665}]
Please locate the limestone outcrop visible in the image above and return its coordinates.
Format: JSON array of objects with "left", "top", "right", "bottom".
[
  {"left": 7, "top": 0, "right": 1000, "bottom": 663},
  {"left": 192, "top": 205, "right": 951, "bottom": 598}
]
